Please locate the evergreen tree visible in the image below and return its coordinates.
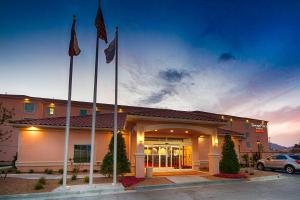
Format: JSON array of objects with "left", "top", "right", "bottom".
[
  {"left": 100, "top": 133, "right": 130, "bottom": 177},
  {"left": 219, "top": 135, "right": 240, "bottom": 174}
]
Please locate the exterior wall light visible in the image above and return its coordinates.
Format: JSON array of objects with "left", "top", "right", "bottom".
[
  {"left": 24, "top": 98, "right": 30, "bottom": 103},
  {"left": 185, "top": 130, "right": 189, "bottom": 133},
  {"left": 170, "top": 130, "right": 174, "bottom": 133},
  {"left": 154, "top": 129, "right": 158, "bottom": 132}
]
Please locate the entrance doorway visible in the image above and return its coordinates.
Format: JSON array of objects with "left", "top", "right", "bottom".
[{"left": 144, "top": 137, "right": 192, "bottom": 169}]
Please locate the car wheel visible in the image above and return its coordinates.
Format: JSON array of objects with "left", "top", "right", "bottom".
[
  {"left": 285, "top": 165, "right": 295, "bottom": 174},
  {"left": 257, "top": 163, "right": 265, "bottom": 171}
]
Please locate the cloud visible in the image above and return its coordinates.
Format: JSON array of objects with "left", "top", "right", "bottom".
[
  {"left": 159, "top": 69, "right": 190, "bottom": 83},
  {"left": 140, "top": 88, "right": 175, "bottom": 104},
  {"left": 218, "top": 53, "right": 236, "bottom": 62}
]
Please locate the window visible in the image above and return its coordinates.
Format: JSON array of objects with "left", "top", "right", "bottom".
[
  {"left": 246, "top": 142, "right": 251, "bottom": 148},
  {"left": 244, "top": 123, "right": 250, "bottom": 129},
  {"left": 47, "top": 107, "right": 55, "bottom": 115},
  {"left": 245, "top": 132, "right": 250, "bottom": 138},
  {"left": 276, "top": 155, "right": 287, "bottom": 160},
  {"left": 24, "top": 103, "right": 36, "bottom": 113},
  {"left": 73, "top": 145, "right": 91, "bottom": 163},
  {"left": 79, "top": 109, "right": 87, "bottom": 116}
]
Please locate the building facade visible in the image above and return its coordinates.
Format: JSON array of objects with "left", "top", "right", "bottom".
[{"left": 0, "top": 94, "right": 269, "bottom": 177}]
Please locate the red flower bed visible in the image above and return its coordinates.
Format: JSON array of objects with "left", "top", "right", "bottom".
[
  {"left": 121, "top": 176, "right": 145, "bottom": 187},
  {"left": 214, "top": 173, "right": 247, "bottom": 179}
]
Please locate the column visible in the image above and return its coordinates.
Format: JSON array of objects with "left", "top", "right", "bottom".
[
  {"left": 208, "top": 128, "right": 220, "bottom": 175},
  {"left": 192, "top": 135, "right": 200, "bottom": 170},
  {"left": 135, "top": 124, "right": 145, "bottom": 178}
]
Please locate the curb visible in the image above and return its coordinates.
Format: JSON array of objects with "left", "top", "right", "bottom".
[
  {"left": 0, "top": 185, "right": 124, "bottom": 200},
  {"left": 135, "top": 179, "right": 245, "bottom": 191},
  {"left": 247, "top": 174, "right": 282, "bottom": 182}
]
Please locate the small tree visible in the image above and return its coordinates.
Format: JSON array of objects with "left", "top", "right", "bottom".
[
  {"left": 0, "top": 103, "right": 14, "bottom": 143},
  {"left": 100, "top": 133, "right": 130, "bottom": 177},
  {"left": 219, "top": 135, "right": 240, "bottom": 174}
]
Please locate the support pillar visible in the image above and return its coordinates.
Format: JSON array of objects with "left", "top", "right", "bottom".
[
  {"left": 192, "top": 135, "right": 200, "bottom": 170},
  {"left": 208, "top": 129, "right": 220, "bottom": 175},
  {"left": 135, "top": 124, "right": 145, "bottom": 178}
]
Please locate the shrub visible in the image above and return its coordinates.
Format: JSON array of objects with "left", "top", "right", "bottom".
[
  {"left": 59, "top": 178, "right": 63, "bottom": 185},
  {"left": 72, "top": 168, "right": 79, "bottom": 174},
  {"left": 44, "top": 168, "right": 49, "bottom": 174},
  {"left": 82, "top": 169, "right": 88, "bottom": 173},
  {"left": 38, "top": 177, "right": 46, "bottom": 185},
  {"left": 29, "top": 169, "right": 34, "bottom": 173},
  {"left": 46, "top": 169, "right": 53, "bottom": 174},
  {"left": 16, "top": 170, "right": 21, "bottom": 174},
  {"left": 84, "top": 176, "right": 89, "bottom": 183},
  {"left": 121, "top": 176, "right": 144, "bottom": 187},
  {"left": 58, "top": 169, "right": 63, "bottom": 174},
  {"left": 34, "top": 182, "right": 44, "bottom": 190},
  {"left": 219, "top": 135, "right": 240, "bottom": 174},
  {"left": 71, "top": 174, "right": 77, "bottom": 181},
  {"left": 100, "top": 133, "right": 130, "bottom": 177}
]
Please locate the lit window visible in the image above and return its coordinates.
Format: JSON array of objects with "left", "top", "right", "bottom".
[
  {"left": 24, "top": 103, "right": 36, "bottom": 113},
  {"left": 79, "top": 109, "right": 87, "bottom": 116},
  {"left": 48, "top": 107, "right": 55, "bottom": 115},
  {"left": 73, "top": 145, "right": 91, "bottom": 163}
]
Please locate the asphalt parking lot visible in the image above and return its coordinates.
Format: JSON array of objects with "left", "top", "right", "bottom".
[{"left": 60, "top": 173, "right": 300, "bottom": 200}]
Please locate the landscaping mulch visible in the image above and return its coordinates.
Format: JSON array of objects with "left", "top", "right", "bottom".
[
  {"left": 0, "top": 177, "right": 114, "bottom": 195},
  {"left": 126, "top": 177, "right": 174, "bottom": 190}
]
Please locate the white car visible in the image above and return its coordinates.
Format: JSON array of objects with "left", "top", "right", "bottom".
[{"left": 256, "top": 154, "right": 300, "bottom": 174}]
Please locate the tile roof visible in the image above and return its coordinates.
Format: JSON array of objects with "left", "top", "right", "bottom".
[
  {"left": 0, "top": 94, "right": 266, "bottom": 122},
  {"left": 128, "top": 109, "right": 226, "bottom": 122},
  {"left": 218, "top": 128, "right": 245, "bottom": 137},
  {"left": 12, "top": 113, "right": 127, "bottom": 129}
]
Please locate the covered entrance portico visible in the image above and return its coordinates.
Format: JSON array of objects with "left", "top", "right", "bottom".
[{"left": 126, "top": 114, "right": 226, "bottom": 178}]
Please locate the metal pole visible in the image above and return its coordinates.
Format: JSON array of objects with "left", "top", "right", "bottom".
[
  {"left": 63, "top": 55, "right": 73, "bottom": 187},
  {"left": 113, "top": 27, "right": 119, "bottom": 185},
  {"left": 89, "top": 35, "right": 99, "bottom": 185}
]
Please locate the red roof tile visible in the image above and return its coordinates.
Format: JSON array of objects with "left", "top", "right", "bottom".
[{"left": 12, "top": 113, "right": 127, "bottom": 129}]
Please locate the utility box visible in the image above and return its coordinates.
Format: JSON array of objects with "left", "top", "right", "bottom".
[{"left": 146, "top": 167, "right": 153, "bottom": 177}]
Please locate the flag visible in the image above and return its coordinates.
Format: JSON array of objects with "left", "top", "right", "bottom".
[
  {"left": 68, "top": 15, "right": 81, "bottom": 56},
  {"left": 95, "top": 0, "right": 108, "bottom": 43},
  {"left": 104, "top": 38, "right": 116, "bottom": 63}
]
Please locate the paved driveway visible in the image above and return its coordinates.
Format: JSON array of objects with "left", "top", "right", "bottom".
[{"left": 59, "top": 174, "right": 300, "bottom": 200}]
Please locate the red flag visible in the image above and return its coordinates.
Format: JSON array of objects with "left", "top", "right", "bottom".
[
  {"left": 68, "top": 15, "right": 81, "bottom": 56},
  {"left": 95, "top": 0, "right": 108, "bottom": 43}
]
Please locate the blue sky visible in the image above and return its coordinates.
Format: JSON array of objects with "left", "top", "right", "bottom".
[{"left": 0, "top": 0, "right": 300, "bottom": 146}]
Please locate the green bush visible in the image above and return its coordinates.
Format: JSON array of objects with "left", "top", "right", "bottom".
[
  {"left": 219, "top": 135, "right": 240, "bottom": 174},
  {"left": 58, "top": 169, "right": 63, "bottom": 174},
  {"left": 82, "top": 169, "right": 88, "bottom": 173},
  {"left": 29, "top": 169, "right": 34, "bottom": 173},
  {"left": 84, "top": 176, "right": 89, "bottom": 183},
  {"left": 46, "top": 169, "right": 53, "bottom": 174},
  {"left": 38, "top": 177, "right": 46, "bottom": 185},
  {"left": 100, "top": 133, "right": 130, "bottom": 177},
  {"left": 59, "top": 178, "right": 63, "bottom": 185},
  {"left": 72, "top": 168, "right": 79, "bottom": 174},
  {"left": 44, "top": 168, "right": 49, "bottom": 174},
  {"left": 16, "top": 170, "right": 21, "bottom": 174},
  {"left": 71, "top": 174, "right": 77, "bottom": 181},
  {"left": 34, "top": 182, "right": 44, "bottom": 190}
]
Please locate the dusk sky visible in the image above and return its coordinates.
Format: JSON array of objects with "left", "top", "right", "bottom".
[{"left": 0, "top": 0, "right": 299, "bottom": 146}]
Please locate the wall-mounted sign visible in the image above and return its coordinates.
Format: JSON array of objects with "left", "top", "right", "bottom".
[{"left": 251, "top": 123, "right": 267, "bottom": 133}]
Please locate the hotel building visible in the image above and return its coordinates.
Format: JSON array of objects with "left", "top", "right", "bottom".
[{"left": 0, "top": 94, "right": 269, "bottom": 177}]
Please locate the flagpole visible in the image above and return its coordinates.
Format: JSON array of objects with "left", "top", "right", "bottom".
[
  {"left": 89, "top": 35, "right": 99, "bottom": 185},
  {"left": 113, "top": 26, "right": 119, "bottom": 185},
  {"left": 63, "top": 55, "right": 73, "bottom": 187}
]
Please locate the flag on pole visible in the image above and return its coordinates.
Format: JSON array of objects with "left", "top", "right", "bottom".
[
  {"left": 104, "top": 38, "right": 116, "bottom": 63},
  {"left": 95, "top": 0, "right": 108, "bottom": 43},
  {"left": 68, "top": 15, "right": 81, "bottom": 56}
]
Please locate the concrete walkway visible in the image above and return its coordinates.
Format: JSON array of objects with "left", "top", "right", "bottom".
[
  {"left": 7, "top": 173, "right": 105, "bottom": 180},
  {"left": 166, "top": 175, "right": 210, "bottom": 183}
]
